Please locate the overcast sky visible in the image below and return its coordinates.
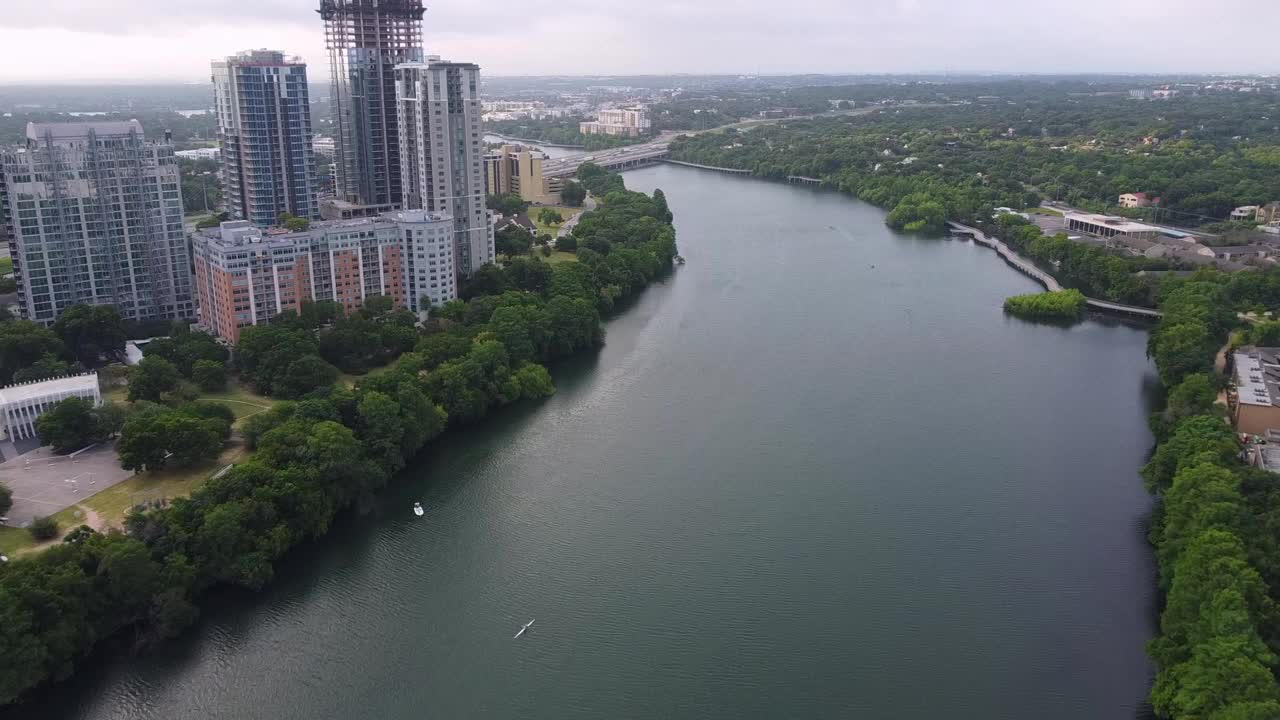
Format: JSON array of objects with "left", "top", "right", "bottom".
[{"left": 0, "top": 0, "right": 1276, "bottom": 83}]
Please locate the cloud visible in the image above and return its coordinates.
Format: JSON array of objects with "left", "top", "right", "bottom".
[{"left": 0, "top": 0, "right": 1276, "bottom": 82}]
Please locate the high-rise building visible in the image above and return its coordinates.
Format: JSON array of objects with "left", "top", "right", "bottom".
[
  {"left": 580, "top": 107, "right": 651, "bottom": 137},
  {"left": 319, "top": 0, "right": 424, "bottom": 213},
  {"left": 212, "top": 49, "right": 319, "bottom": 228},
  {"left": 0, "top": 121, "right": 194, "bottom": 324},
  {"left": 483, "top": 144, "right": 560, "bottom": 205},
  {"left": 192, "top": 212, "right": 455, "bottom": 342},
  {"left": 396, "top": 57, "right": 495, "bottom": 276}
]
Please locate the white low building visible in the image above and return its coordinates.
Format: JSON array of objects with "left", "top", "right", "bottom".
[{"left": 0, "top": 373, "right": 101, "bottom": 441}]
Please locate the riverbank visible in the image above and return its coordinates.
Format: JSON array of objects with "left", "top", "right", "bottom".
[
  {"left": 0, "top": 169, "right": 678, "bottom": 709},
  {"left": 946, "top": 221, "right": 1161, "bottom": 320}
]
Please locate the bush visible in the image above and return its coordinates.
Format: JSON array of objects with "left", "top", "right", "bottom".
[
  {"left": 28, "top": 516, "right": 59, "bottom": 541},
  {"left": 1002, "top": 289, "right": 1086, "bottom": 320},
  {"left": 0, "top": 482, "right": 11, "bottom": 515},
  {"left": 192, "top": 360, "right": 227, "bottom": 392},
  {"left": 556, "top": 235, "right": 577, "bottom": 252}
]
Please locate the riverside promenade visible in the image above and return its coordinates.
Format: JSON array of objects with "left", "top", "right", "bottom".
[{"left": 947, "top": 221, "right": 1162, "bottom": 320}]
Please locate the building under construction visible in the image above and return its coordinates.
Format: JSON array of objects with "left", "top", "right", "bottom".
[
  {"left": 0, "top": 121, "right": 194, "bottom": 324},
  {"left": 319, "top": 0, "right": 424, "bottom": 214}
]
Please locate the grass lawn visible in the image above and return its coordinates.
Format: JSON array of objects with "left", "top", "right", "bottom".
[
  {"left": 340, "top": 360, "right": 397, "bottom": 389},
  {"left": 76, "top": 449, "right": 247, "bottom": 527},
  {"left": 0, "top": 256, "right": 13, "bottom": 276},
  {"left": 540, "top": 250, "right": 578, "bottom": 265},
  {"left": 104, "top": 380, "right": 275, "bottom": 423},
  {"left": 1027, "top": 207, "right": 1063, "bottom": 216},
  {"left": 0, "top": 526, "right": 30, "bottom": 556},
  {"left": 200, "top": 382, "right": 276, "bottom": 421},
  {"left": 534, "top": 206, "right": 577, "bottom": 236}
]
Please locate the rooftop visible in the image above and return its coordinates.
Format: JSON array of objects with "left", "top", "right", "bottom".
[
  {"left": 1064, "top": 211, "right": 1162, "bottom": 235},
  {"left": 1235, "top": 348, "right": 1280, "bottom": 407},
  {"left": 27, "top": 119, "right": 145, "bottom": 143},
  {"left": 0, "top": 373, "right": 99, "bottom": 407}
]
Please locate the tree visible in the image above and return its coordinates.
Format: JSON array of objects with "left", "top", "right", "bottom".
[
  {"left": 142, "top": 331, "right": 228, "bottom": 377},
  {"left": 486, "top": 193, "right": 530, "bottom": 217},
  {"left": 356, "top": 391, "right": 405, "bottom": 472},
  {"left": 886, "top": 193, "right": 947, "bottom": 233},
  {"left": 28, "top": 516, "right": 59, "bottom": 541},
  {"left": 297, "top": 299, "right": 343, "bottom": 329},
  {"left": 93, "top": 402, "right": 128, "bottom": 439},
  {"left": 0, "top": 482, "right": 11, "bottom": 515},
  {"left": 191, "top": 360, "right": 227, "bottom": 392},
  {"left": 276, "top": 356, "right": 340, "bottom": 399},
  {"left": 12, "top": 353, "right": 76, "bottom": 383},
  {"left": 36, "top": 396, "right": 99, "bottom": 454},
  {"left": 557, "top": 235, "right": 577, "bottom": 252},
  {"left": 53, "top": 304, "right": 127, "bottom": 366},
  {"left": 128, "top": 356, "right": 183, "bottom": 403},
  {"left": 0, "top": 320, "right": 67, "bottom": 384},
  {"left": 1151, "top": 321, "right": 1217, "bottom": 388},
  {"left": 1142, "top": 414, "right": 1239, "bottom": 493},
  {"left": 278, "top": 212, "right": 310, "bottom": 231},
  {"left": 495, "top": 224, "right": 534, "bottom": 258},
  {"left": 560, "top": 180, "right": 586, "bottom": 207},
  {"left": 117, "top": 408, "right": 225, "bottom": 472},
  {"left": 537, "top": 207, "right": 563, "bottom": 226}
]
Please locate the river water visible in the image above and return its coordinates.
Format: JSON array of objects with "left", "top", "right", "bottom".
[
  {"left": 12, "top": 165, "right": 1158, "bottom": 720},
  {"left": 484, "top": 134, "right": 580, "bottom": 158}
]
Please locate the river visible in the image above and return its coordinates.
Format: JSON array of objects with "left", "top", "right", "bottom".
[
  {"left": 484, "top": 134, "right": 580, "bottom": 158},
  {"left": 10, "top": 165, "right": 1158, "bottom": 720}
]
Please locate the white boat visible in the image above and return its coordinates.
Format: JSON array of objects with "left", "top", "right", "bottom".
[
  {"left": 413, "top": 502, "right": 424, "bottom": 517},
  {"left": 513, "top": 619, "right": 535, "bottom": 639}
]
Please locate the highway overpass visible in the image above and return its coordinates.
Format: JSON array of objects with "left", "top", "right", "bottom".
[{"left": 542, "top": 142, "right": 671, "bottom": 179}]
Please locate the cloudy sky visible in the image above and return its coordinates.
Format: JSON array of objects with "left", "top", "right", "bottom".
[{"left": 0, "top": 0, "right": 1276, "bottom": 83}]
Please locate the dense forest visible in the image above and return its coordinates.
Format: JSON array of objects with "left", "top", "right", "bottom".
[
  {"left": 669, "top": 94, "right": 1280, "bottom": 226},
  {"left": 0, "top": 166, "right": 677, "bottom": 707},
  {"left": 1133, "top": 266, "right": 1280, "bottom": 719}
]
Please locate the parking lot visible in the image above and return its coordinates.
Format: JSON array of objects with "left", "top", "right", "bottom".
[{"left": 0, "top": 445, "right": 132, "bottom": 528}]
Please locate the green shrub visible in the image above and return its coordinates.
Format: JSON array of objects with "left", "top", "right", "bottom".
[
  {"left": 1002, "top": 289, "right": 1086, "bottom": 320},
  {"left": 28, "top": 516, "right": 59, "bottom": 541}
]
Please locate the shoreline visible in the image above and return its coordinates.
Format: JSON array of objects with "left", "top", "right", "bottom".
[{"left": 484, "top": 132, "right": 585, "bottom": 149}]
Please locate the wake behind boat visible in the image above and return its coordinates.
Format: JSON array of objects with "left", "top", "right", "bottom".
[{"left": 513, "top": 619, "right": 535, "bottom": 639}]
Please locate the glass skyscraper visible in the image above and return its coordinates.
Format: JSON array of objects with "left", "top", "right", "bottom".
[
  {"left": 319, "top": 0, "right": 424, "bottom": 210},
  {"left": 212, "top": 50, "right": 319, "bottom": 228}
]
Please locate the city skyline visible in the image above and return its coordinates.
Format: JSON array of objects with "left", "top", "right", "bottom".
[{"left": 3, "top": 0, "right": 1280, "bottom": 84}]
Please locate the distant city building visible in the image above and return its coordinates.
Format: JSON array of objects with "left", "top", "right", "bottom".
[
  {"left": 1232, "top": 348, "right": 1280, "bottom": 435},
  {"left": 484, "top": 144, "right": 559, "bottom": 205},
  {"left": 0, "top": 372, "right": 100, "bottom": 441},
  {"left": 175, "top": 147, "right": 220, "bottom": 160},
  {"left": 396, "top": 57, "right": 495, "bottom": 276},
  {"left": 320, "top": 0, "right": 424, "bottom": 210},
  {"left": 0, "top": 121, "right": 194, "bottom": 324},
  {"left": 1257, "top": 202, "right": 1280, "bottom": 227},
  {"left": 212, "top": 49, "right": 319, "bottom": 228},
  {"left": 1064, "top": 212, "right": 1162, "bottom": 242},
  {"left": 580, "top": 107, "right": 651, "bottom": 137},
  {"left": 312, "top": 136, "right": 336, "bottom": 158},
  {"left": 1118, "top": 192, "right": 1156, "bottom": 208},
  {"left": 192, "top": 212, "right": 455, "bottom": 342}
]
